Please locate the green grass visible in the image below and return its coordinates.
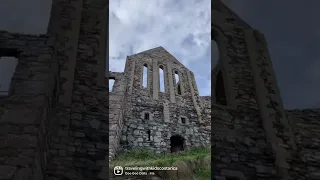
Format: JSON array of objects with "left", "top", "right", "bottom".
[
  {"left": 110, "top": 146, "right": 211, "bottom": 168},
  {"left": 194, "top": 167, "right": 211, "bottom": 180}
]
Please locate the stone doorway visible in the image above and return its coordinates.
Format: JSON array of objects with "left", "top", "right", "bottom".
[{"left": 170, "top": 135, "right": 185, "bottom": 153}]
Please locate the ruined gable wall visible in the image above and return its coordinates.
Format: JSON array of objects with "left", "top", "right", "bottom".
[
  {"left": 213, "top": 1, "right": 302, "bottom": 179},
  {"left": 211, "top": 7, "right": 277, "bottom": 179},
  {"left": 286, "top": 109, "right": 320, "bottom": 180},
  {"left": 0, "top": 31, "right": 58, "bottom": 179},
  {"left": 120, "top": 48, "right": 210, "bottom": 154},
  {"left": 45, "top": 0, "right": 111, "bottom": 179}
]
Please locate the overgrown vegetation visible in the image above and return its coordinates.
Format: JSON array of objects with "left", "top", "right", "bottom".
[
  {"left": 110, "top": 146, "right": 210, "bottom": 168},
  {"left": 194, "top": 167, "right": 211, "bottom": 180}
]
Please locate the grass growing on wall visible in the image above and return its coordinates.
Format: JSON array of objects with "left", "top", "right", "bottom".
[{"left": 109, "top": 146, "right": 210, "bottom": 168}]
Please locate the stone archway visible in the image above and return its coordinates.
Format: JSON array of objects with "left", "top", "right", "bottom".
[{"left": 170, "top": 135, "right": 185, "bottom": 153}]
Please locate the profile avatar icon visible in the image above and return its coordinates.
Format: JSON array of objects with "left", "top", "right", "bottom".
[{"left": 114, "top": 166, "right": 123, "bottom": 175}]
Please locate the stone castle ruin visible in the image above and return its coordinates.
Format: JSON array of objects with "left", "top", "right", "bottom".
[
  {"left": 0, "top": 0, "right": 319, "bottom": 179},
  {"left": 109, "top": 47, "right": 211, "bottom": 158}
]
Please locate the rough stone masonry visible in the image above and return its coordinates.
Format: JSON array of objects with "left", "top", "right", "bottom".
[{"left": 0, "top": 0, "right": 319, "bottom": 180}]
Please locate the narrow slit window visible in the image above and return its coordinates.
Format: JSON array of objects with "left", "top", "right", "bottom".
[
  {"left": 144, "top": 113, "right": 150, "bottom": 120},
  {"left": 215, "top": 70, "right": 227, "bottom": 105},
  {"left": 174, "top": 71, "right": 181, "bottom": 95},
  {"left": 147, "top": 130, "right": 151, "bottom": 141},
  {"left": 142, "top": 64, "right": 148, "bottom": 88},
  {"left": 109, "top": 78, "right": 115, "bottom": 92},
  {"left": 181, "top": 117, "right": 186, "bottom": 124},
  {"left": 159, "top": 66, "right": 165, "bottom": 92}
]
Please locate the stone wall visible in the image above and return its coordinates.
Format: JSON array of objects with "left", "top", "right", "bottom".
[
  {"left": 45, "top": 0, "right": 110, "bottom": 179},
  {"left": 0, "top": 31, "right": 57, "bottom": 179},
  {"left": 109, "top": 71, "right": 126, "bottom": 159},
  {"left": 212, "top": 1, "right": 301, "bottom": 179},
  {"left": 200, "top": 96, "right": 211, "bottom": 125},
  {"left": 118, "top": 47, "right": 211, "bottom": 154},
  {"left": 211, "top": 105, "right": 277, "bottom": 180},
  {"left": 287, "top": 109, "right": 320, "bottom": 180},
  {"left": 121, "top": 98, "right": 211, "bottom": 154},
  {"left": 212, "top": 13, "right": 259, "bottom": 110}
]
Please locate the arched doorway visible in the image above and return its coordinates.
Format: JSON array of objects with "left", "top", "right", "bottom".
[{"left": 170, "top": 135, "right": 185, "bottom": 153}]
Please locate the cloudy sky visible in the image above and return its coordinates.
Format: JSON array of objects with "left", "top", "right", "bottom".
[
  {"left": 109, "top": 0, "right": 211, "bottom": 96},
  {"left": 0, "top": 0, "right": 319, "bottom": 109}
]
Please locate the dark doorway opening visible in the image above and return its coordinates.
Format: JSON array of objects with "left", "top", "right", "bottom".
[{"left": 170, "top": 135, "right": 185, "bottom": 153}]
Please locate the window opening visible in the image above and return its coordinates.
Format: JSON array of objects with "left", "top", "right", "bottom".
[
  {"left": 215, "top": 70, "right": 226, "bottom": 105},
  {"left": 109, "top": 78, "right": 115, "bottom": 92},
  {"left": 147, "top": 130, "right": 151, "bottom": 141},
  {"left": 142, "top": 64, "right": 148, "bottom": 88},
  {"left": 174, "top": 71, "right": 181, "bottom": 95},
  {"left": 181, "top": 117, "right": 186, "bottom": 124},
  {"left": 212, "top": 40, "right": 219, "bottom": 71},
  {"left": 144, "top": 113, "right": 150, "bottom": 120},
  {"left": 159, "top": 66, "right": 165, "bottom": 92},
  {"left": 0, "top": 48, "right": 19, "bottom": 96}
]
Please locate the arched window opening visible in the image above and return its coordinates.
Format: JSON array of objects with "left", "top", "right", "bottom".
[
  {"left": 0, "top": 49, "right": 19, "bottom": 97},
  {"left": 142, "top": 64, "right": 148, "bottom": 88},
  {"left": 174, "top": 71, "right": 182, "bottom": 95},
  {"left": 170, "top": 135, "right": 185, "bottom": 153},
  {"left": 109, "top": 78, "right": 115, "bottom": 92},
  {"left": 159, "top": 66, "right": 165, "bottom": 92},
  {"left": 144, "top": 112, "right": 150, "bottom": 120},
  {"left": 147, "top": 130, "right": 151, "bottom": 141},
  {"left": 215, "top": 70, "right": 227, "bottom": 105},
  {"left": 212, "top": 40, "right": 219, "bottom": 68}
]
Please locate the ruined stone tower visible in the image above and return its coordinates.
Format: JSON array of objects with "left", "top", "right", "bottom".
[{"left": 0, "top": 0, "right": 319, "bottom": 179}]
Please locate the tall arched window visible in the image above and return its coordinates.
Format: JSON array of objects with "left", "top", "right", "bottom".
[
  {"left": 142, "top": 64, "right": 148, "bottom": 88},
  {"left": 215, "top": 70, "right": 226, "bottom": 105},
  {"left": 159, "top": 66, "right": 165, "bottom": 92},
  {"left": 212, "top": 40, "right": 219, "bottom": 71},
  {"left": 174, "top": 71, "right": 182, "bottom": 95}
]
